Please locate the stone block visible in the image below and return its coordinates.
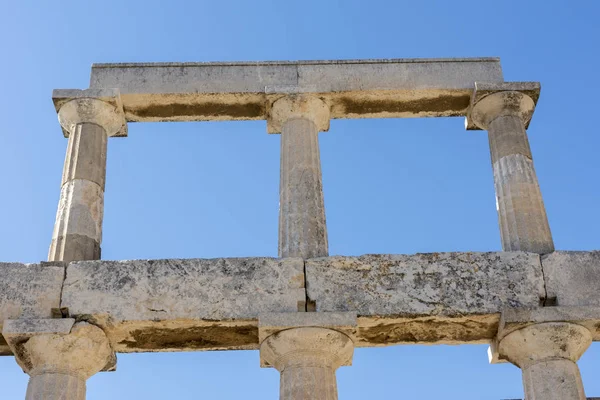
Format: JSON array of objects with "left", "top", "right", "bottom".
[
  {"left": 88, "top": 58, "right": 503, "bottom": 122},
  {"left": 541, "top": 251, "right": 600, "bottom": 306},
  {"left": 305, "top": 252, "right": 544, "bottom": 345},
  {"left": 0, "top": 262, "right": 64, "bottom": 355},
  {"left": 61, "top": 257, "right": 305, "bottom": 352}
]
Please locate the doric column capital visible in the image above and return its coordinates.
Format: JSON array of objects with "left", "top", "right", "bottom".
[
  {"left": 3, "top": 319, "right": 115, "bottom": 379},
  {"left": 261, "top": 327, "right": 353, "bottom": 371},
  {"left": 259, "top": 312, "right": 357, "bottom": 370},
  {"left": 466, "top": 82, "right": 540, "bottom": 130},
  {"left": 498, "top": 322, "right": 592, "bottom": 368},
  {"left": 53, "top": 89, "right": 127, "bottom": 137},
  {"left": 267, "top": 95, "right": 330, "bottom": 134}
]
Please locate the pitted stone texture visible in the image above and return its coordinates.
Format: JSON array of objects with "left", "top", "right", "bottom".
[
  {"left": 53, "top": 89, "right": 127, "bottom": 137},
  {"left": 499, "top": 323, "right": 591, "bottom": 400},
  {"left": 278, "top": 114, "right": 328, "bottom": 259},
  {"left": 15, "top": 322, "right": 113, "bottom": 400},
  {"left": 542, "top": 251, "right": 600, "bottom": 306},
  {"left": 61, "top": 257, "right": 305, "bottom": 352},
  {"left": 268, "top": 95, "right": 330, "bottom": 133},
  {"left": 0, "top": 263, "right": 64, "bottom": 355},
  {"left": 261, "top": 327, "right": 353, "bottom": 400},
  {"left": 306, "top": 252, "right": 544, "bottom": 345},
  {"left": 48, "top": 179, "right": 103, "bottom": 263}
]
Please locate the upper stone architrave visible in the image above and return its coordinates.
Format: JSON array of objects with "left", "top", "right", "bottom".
[{"left": 86, "top": 58, "right": 504, "bottom": 125}]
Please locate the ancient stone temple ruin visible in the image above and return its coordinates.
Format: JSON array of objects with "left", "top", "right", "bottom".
[{"left": 1, "top": 58, "right": 599, "bottom": 400}]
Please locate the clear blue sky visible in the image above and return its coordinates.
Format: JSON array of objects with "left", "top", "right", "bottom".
[{"left": 1, "top": 0, "right": 599, "bottom": 398}]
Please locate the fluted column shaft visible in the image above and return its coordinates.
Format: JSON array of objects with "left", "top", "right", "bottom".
[
  {"left": 269, "top": 95, "right": 331, "bottom": 259},
  {"left": 280, "top": 352, "right": 339, "bottom": 399},
  {"left": 261, "top": 327, "right": 354, "bottom": 400},
  {"left": 26, "top": 370, "right": 86, "bottom": 400},
  {"left": 471, "top": 90, "right": 553, "bottom": 254},
  {"left": 499, "top": 322, "right": 591, "bottom": 400},
  {"left": 49, "top": 93, "right": 126, "bottom": 263},
  {"left": 49, "top": 123, "right": 107, "bottom": 262}
]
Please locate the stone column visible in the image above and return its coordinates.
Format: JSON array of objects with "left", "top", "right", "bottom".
[
  {"left": 498, "top": 322, "right": 591, "bottom": 400},
  {"left": 259, "top": 313, "right": 356, "bottom": 400},
  {"left": 3, "top": 319, "right": 115, "bottom": 400},
  {"left": 268, "top": 95, "right": 330, "bottom": 259},
  {"left": 469, "top": 83, "right": 553, "bottom": 254},
  {"left": 49, "top": 90, "right": 126, "bottom": 263}
]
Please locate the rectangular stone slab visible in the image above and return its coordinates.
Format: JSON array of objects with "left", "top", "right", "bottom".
[
  {"left": 61, "top": 257, "right": 305, "bottom": 353},
  {"left": 89, "top": 58, "right": 503, "bottom": 123},
  {"left": 0, "top": 262, "right": 65, "bottom": 355},
  {"left": 305, "top": 252, "right": 545, "bottom": 346}
]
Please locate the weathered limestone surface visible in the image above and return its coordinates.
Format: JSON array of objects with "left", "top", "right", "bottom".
[
  {"left": 259, "top": 312, "right": 357, "bottom": 345},
  {"left": 48, "top": 178, "right": 104, "bottom": 262},
  {"left": 261, "top": 327, "right": 354, "bottom": 400},
  {"left": 259, "top": 314, "right": 356, "bottom": 400},
  {"left": 498, "top": 306, "right": 600, "bottom": 341},
  {"left": 305, "top": 252, "right": 545, "bottom": 345},
  {"left": 88, "top": 58, "right": 503, "bottom": 122},
  {"left": 0, "top": 263, "right": 64, "bottom": 355},
  {"left": 498, "top": 322, "right": 592, "bottom": 400},
  {"left": 3, "top": 251, "right": 600, "bottom": 357},
  {"left": 467, "top": 83, "right": 554, "bottom": 255},
  {"left": 3, "top": 319, "right": 114, "bottom": 400},
  {"left": 52, "top": 88, "right": 127, "bottom": 138},
  {"left": 49, "top": 90, "right": 127, "bottom": 264},
  {"left": 61, "top": 257, "right": 305, "bottom": 352},
  {"left": 274, "top": 95, "right": 329, "bottom": 259},
  {"left": 542, "top": 251, "right": 600, "bottom": 306}
]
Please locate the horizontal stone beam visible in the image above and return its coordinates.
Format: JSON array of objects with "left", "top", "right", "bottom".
[
  {"left": 2, "top": 251, "right": 600, "bottom": 355},
  {"left": 306, "top": 252, "right": 547, "bottom": 346},
  {"left": 88, "top": 58, "right": 503, "bottom": 123},
  {"left": 61, "top": 257, "right": 305, "bottom": 353}
]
